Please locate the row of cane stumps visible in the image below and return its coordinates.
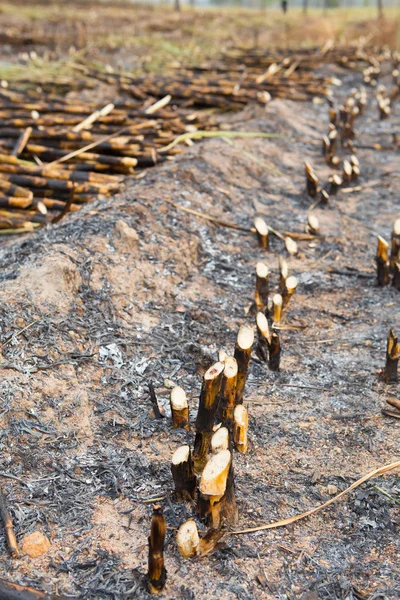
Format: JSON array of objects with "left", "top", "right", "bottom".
[
  {"left": 139, "top": 55, "right": 400, "bottom": 595},
  {"left": 1, "top": 57, "right": 399, "bottom": 599},
  {"left": 145, "top": 247, "right": 302, "bottom": 593},
  {"left": 146, "top": 72, "right": 400, "bottom": 594},
  {"left": 145, "top": 155, "right": 400, "bottom": 594},
  {"left": 147, "top": 311, "right": 399, "bottom": 593}
]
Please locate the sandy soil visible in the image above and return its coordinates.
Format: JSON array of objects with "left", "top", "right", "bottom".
[{"left": 0, "top": 64, "right": 399, "bottom": 600}]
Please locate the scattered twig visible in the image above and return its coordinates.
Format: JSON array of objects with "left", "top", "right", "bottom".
[
  {"left": 159, "top": 130, "right": 283, "bottom": 154},
  {"left": 230, "top": 461, "right": 400, "bottom": 535},
  {"left": 162, "top": 198, "right": 252, "bottom": 233},
  {"left": 46, "top": 124, "right": 132, "bottom": 167},
  {"left": 0, "top": 578, "right": 73, "bottom": 599}
]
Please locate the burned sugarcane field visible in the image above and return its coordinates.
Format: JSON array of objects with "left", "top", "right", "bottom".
[{"left": 0, "top": 1, "right": 399, "bottom": 599}]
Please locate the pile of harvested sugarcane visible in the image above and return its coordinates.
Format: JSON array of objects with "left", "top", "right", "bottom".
[
  {"left": 0, "top": 84, "right": 210, "bottom": 231},
  {"left": 223, "top": 42, "right": 391, "bottom": 73},
  {"left": 0, "top": 42, "right": 395, "bottom": 233},
  {"left": 79, "top": 58, "right": 332, "bottom": 107}
]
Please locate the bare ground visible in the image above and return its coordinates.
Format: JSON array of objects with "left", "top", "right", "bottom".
[{"left": 0, "top": 65, "right": 399, "bottom": 600}]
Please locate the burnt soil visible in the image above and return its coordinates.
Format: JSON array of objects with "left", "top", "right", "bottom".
[{"left": 0, "top": 64, "right": 399, "bottom": 600}]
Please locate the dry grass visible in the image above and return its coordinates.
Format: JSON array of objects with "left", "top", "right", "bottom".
[{"left": 0, "top": 2, "right": 399, "bottom": 82}]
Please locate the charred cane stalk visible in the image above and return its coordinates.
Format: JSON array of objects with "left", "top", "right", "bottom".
[
  {"left": 197, "top": 449, "right": 237, "bottom": 528},
  {"left": 171, "top": 445, "right": 197, "bottom": 501},
  {"left": 306, "top": 214, "right": 319, "bottom": 235},
  {"left": 392, "top": 262, "right": 400, "bottom": 291},
  {"left": 272, "top": 293, "right": 283, "bottom": 323},
  {"left": 254, "top": 216, "right": 269, "bottom": 249},
  {"left": 305, "top": 161, "right": 318, "bottom": 197},
  {"left": 268, "top": 331, "right": 281, "bottom": 371},
  {"left": 170, "top": 386, "right": 189, "bottom": 429},
  {"left": 256, "top": 312, "right": 281, "bottom": 371},
  {"left": 256, "top": 311, "right": 271, "bottom": 363},
  {"left": 193, "top": 362, "right": 224, "bottom": 473},
  {"left": 254, "top": 261, "right": 269, "bottom": 310},
  {"left": 390, "top": 218, "right": 400, "bottom": 266},
  {"left": 176, "top": 519, "right": 200, "bottom": 558},
  {"left": 147, "top": 505, "right": 167, "bottom": 594},
  {"left": 328, "top": 173, "right": 342, "bottom": 195},
  {"left": 233, "top": 405, "right": 248, "bottom": 453},
  {"left": 217, "top": 356, "right": 237, "bottom": 429},
  {"left": 383, "top": 329, "right": 400, "bottom": 383},
  {"left": 233, "top": 325, "right": 254, "bottom": 405},
  {"left": 176, "top": 519, "right": 224, "bottom": 559},
  {"left": 285, "top": 236, "right": 298, "bottom": 256},
  {"left": 279, "top": 256, "right": 289, "bottom": 293},
  {"left": 211, "top": 426, "right": 230, "bottom": 454},
  {"left": 0, "top": 489, "right": 19, "bottom": 557},
  {"left": 11, "top": 127, "right": 32, "bottom": 157},
  {"left": 282, "top": 275, "right": 298, "bottom": 309},
  {"left": 376, "top": 236, "right": 390, "bottom": 287}
]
